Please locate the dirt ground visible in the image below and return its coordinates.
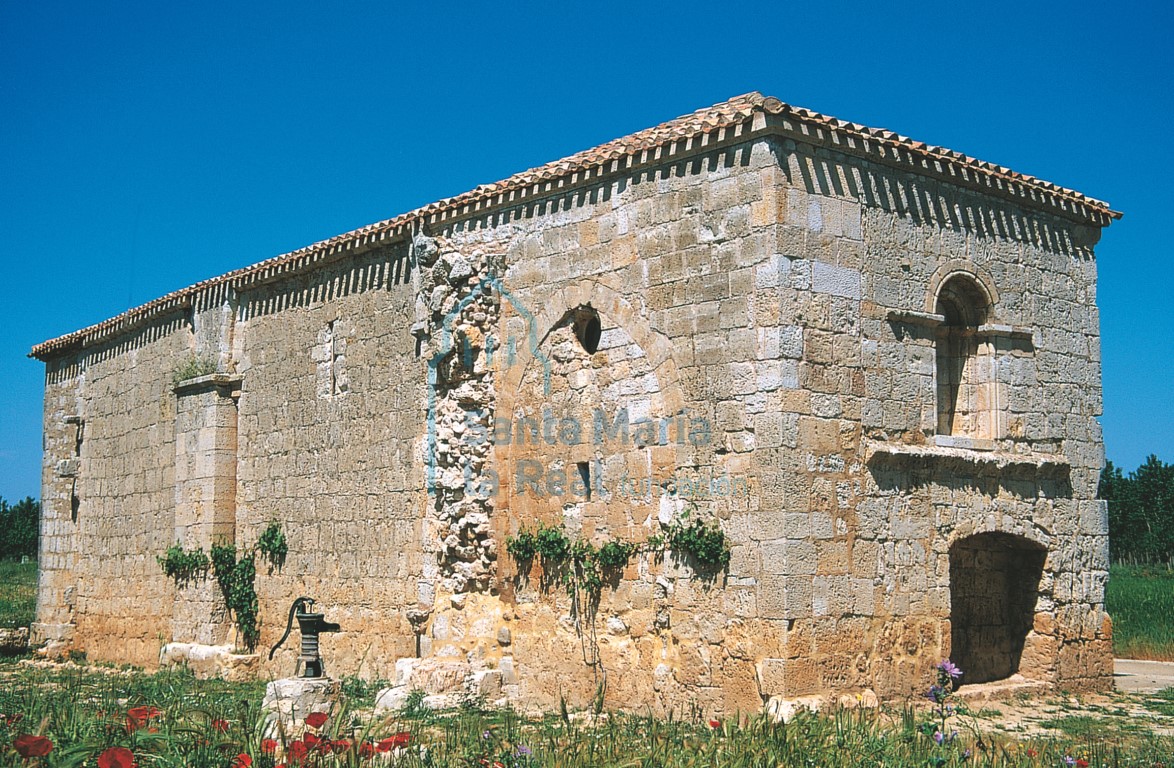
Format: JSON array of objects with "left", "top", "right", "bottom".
[{"left": 946, "top": 659, "right": 1174, "bottom": 740}]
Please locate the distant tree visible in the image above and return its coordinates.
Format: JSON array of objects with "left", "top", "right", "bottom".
[
  {"left": 0, "top": 497, "right": 39, "bottom": 560},
  {"left": 1101, "top": 456, "right": 1174, "bottom": 564}
]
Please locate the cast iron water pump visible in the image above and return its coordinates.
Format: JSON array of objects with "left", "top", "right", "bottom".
[{"left": 268, "top": 596, "right": 341, "bottom": 678}]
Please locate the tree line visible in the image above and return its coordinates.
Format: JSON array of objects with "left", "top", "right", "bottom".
[
  {"left": 1100, "top": 455, "right": 1174, "bottom": 564},
  {"left": 0, "top": 496, "right": 39, "bottom": 560}
]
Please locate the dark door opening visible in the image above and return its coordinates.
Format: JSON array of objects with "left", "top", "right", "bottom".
[{"left": 949, "top": 532, "right": 1046, "bottom": 685}]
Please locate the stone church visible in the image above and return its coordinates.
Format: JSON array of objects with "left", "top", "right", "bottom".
[{"left": 31, "top": 93, "right": 1119, "bottom": 713}]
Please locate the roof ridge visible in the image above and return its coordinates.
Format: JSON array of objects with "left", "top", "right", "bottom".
[{"left": 30, "top": 92, "right": 1119, "bottom": 360}]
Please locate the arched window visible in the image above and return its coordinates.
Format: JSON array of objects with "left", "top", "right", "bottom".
[{"left": 935, "top": 275, "right": 994, "bottom": 440}]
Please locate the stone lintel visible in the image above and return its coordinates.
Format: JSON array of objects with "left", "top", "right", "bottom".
[
  {"left": 864, "top": 439, "right": 1070, "bottom": 473},
  {"left": 173, "top": 373, "right": 243, "bottom": 396}
]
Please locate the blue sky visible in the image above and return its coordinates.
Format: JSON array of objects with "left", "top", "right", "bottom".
[{"left": 2, "top": 1, "right": 1171, "bottom": 500}]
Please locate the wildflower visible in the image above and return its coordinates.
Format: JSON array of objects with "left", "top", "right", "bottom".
[
  {"left": 126, "top": 706, "right": 161, "bottom": 722},
  {"left": 932, "top": 730, "right": 945, "bottom": 744},
  {"left": 97, "top": 746, "right": 137, "bottom": 768},
  {"left": 212, "top": 719, "right": 230, "bottom": 733},
  {"left": 1026, "top": 749, "right": 1038, "bottom": 757},
  {"left": 482, "top": 730, "right": 492, "bottom": 739},
  {"left": 13, "top": 734, "right": 54, "bottom": 758},
  {"left": 937, "top": 660, "right": 963, "bottom": 680},
  {"left": 286, "top": 740, "right": 308, "bottom": 763},
  {"left": 708, "top": 719, "right": 721, "bottom": 729},
  {"left": 925, "top": 684, "right": 947, "bottom": 704},
  {"left": 359, "top": 741, "right": 376, "bottom": 758},
  {"left": 515, "top": 744, "right": 533, "bottom": 756},
  {"left": 1076, "top": 761, "right": 1089, "bottom": 768},
  {"left": 376, "top": 732, "right": 411, "bottom": 751},
  {"left": 1064, "top": 758, "right": 1076, "bottom": 767},
  {"left": 331, "top": 739, "right": 350, "bottom": 754},
  {"left": 261, "top": 739, "right": 278, "bottom": 754},
  {"left": 232, "top": 754, "right": 253, "bottom": 768},
  {"left": 305, "top": 712, "right": 329, "bottom": 729}
]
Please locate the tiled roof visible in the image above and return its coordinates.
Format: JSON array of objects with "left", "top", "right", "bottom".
[{"left": 30, "top": 92, "right": 1120, "bottom": 360}]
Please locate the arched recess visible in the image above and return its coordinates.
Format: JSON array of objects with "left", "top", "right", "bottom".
[
  {"left": 931, "top": 268, "right": 997, "bottom": 440},
  {"left": 948, "top": 532, "right": 1046, "bottom": 684},
  {"left": 493, "top": 280, "right": 688, "bottom": 543},
  {"left": 924, "top": 261, "right": 999, "bottom": 317},
  {"left": 496, "top": 280, "right": 684, "bottom": 420}
]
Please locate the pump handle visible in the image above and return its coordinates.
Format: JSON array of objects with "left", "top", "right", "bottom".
[{"left": 267, "top": 596, "right": 315, "bottom": 660}]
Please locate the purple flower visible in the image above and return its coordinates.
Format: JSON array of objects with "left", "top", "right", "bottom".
[
  {"left": 926, "top": 684, "right": 947, "bottom": 703},
  {"left": 515, "top": 745, "right": 532, "bottom": 756},
  {"left": 933, "top": 730, "right": 945, "bottom": 744},
  {"left": 1064, "top": 757, "right": 1076, "bottom": 766},
  {"left": 938, "top": 660, "right": 963, "bottom": 680}
]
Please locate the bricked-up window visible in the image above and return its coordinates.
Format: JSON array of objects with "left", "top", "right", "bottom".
[{"left": 935, "top": 276, "right": 993, "bottom": 439}]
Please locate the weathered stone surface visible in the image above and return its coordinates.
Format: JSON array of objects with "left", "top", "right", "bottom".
[
  {"left": 29, "top": 94, "right": 1115, "bottom": 715},
  {"left": 159, "top": 643, "right": 260, "bottom": 681},
  {"left": 262, "top": 677, "right": 340, "bottom": 731},
  {"left": 0, "top": 627, "right": 29, "bottom": 655}
]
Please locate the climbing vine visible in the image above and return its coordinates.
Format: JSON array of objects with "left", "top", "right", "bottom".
[
  {"left": 211, "top": 543, "right": 259, "bottom": 652},
  {"left": 157, "top": 544, "right": 210, "bottom": 583},
  {"left": 158, "top": 521, "right": 287, "bottom": 653},
  {"left": 506, "top": 512, "right": 728, "bottom": 600}
]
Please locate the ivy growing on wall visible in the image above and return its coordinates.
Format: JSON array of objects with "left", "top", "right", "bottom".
[
  {"left": 158, "top": 521, "right": 287, "bottom": 653},
  {"left": 156, "top": 544, "right": 210, "bottom": 584},
  {"left": 506, "top": 511, "right": 729, "bottom": 601}
]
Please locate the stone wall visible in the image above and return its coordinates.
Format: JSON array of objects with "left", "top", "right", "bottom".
[{"left": 34, "top": 123, "right": 1112, "bottom": 710}]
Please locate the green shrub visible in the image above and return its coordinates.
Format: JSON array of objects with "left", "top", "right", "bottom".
[
  {"left": 665, "top": 515, "right": 731, "bottom": 571},
  {"left": 171, "top": 355, "right": 217, "bottom": 385}
]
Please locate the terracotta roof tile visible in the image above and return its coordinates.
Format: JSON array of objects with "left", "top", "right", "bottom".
[{"left": 30, "top": 92, "right": 1120, "bottom": 360}]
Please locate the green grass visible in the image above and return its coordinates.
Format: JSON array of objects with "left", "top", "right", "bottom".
[
  {"left": 1106, "top": 563, "right": 1174, "bottom": 660},
  {"left": 0, "top": 662, "right": 1171, "bottom": 767},
  {"left": 0, "top": 559, "right": 36, "bottom": 629}
]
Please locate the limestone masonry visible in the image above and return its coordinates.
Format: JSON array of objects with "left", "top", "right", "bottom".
[{"left": 30, "top": 93, "right": 1120, "bottom": 714}]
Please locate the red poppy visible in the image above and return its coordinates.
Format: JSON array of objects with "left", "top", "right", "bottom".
[
  {"left": 331, "top": 739, "right": 350, "bottom": 754},
  {"left": 232, "top": 753, "right": 253, "bottom": 768},
  {"left": 375, "top": 731, "right": 409, "bottom": 752},
  {"left": 212, "top": 719, "right": 230, "bottom": 733},
  {"left": 708, "top": 719, "right": 721, "bottom": 729},
  {"left": 303, "top": 733, "right": 320, "bottom": 748},
  {"left": 125, "top": 706, "right": 161, "bottom": 733},
  {"left": 261, "top": 739, "right": 278, "bottom": 754},
  {"left": 97, "top": 746, "right": 137, "bottom": 768},
  {"left": 1076, "top": 761, "right": 1089, "bottom": 768},
  {"left": 126, "top": 706, "right": 160, "bottom": 721},
  {"left": 359, "top": 741, "right": 375, "bottom": 758},
  {"left": 304, "top": 712, "right": 328, "bottom": 729},
  {"left": 13, "top": 734, "right": 54, "bottom": 758},
  {"left": 286, "top": 740, "right": 308, "bottom": 763}
]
